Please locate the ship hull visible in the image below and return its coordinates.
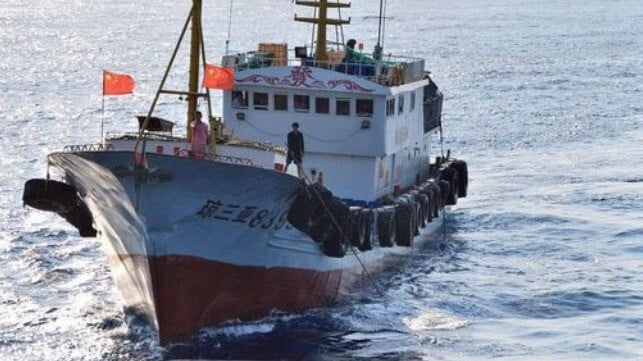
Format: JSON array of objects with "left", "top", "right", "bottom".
[
  {"left": 144, "top": 254, "right": 341, "bottom": 343},
  {"left": 47, "top": 151, "right": 443, "bottom": 343}
]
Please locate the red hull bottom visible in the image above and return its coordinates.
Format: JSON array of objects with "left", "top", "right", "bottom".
[{"left": 142, "top": 255, "right": 342, "bottom": 344}]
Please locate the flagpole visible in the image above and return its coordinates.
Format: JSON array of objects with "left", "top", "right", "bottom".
[
  {"left": 101, "top": 70, "right": 105, "bottom": 144},
  {"left": 101, "top": 95, "right": 105, "bottom": 144}
]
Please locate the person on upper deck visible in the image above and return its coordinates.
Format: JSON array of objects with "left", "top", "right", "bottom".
[
  {"left": 286, "top": 122, "right": 305, "bottom": 178},
  {"left": 190, "top": 111, "right": 209, "bottom": 156},
  {"left": 343, "top": 39, "right": 375, "bottom": 64}
]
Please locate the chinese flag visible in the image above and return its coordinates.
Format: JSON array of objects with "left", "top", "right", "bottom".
[
  {"left": 202, "top": 63, "right": 234, "bottom": 90},
  {"left": 103, "top": 70, "right": 135, "bottom": 96}
]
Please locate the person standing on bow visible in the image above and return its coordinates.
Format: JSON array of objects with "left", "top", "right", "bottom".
[
  {"left": 190, "top": 111, "right": 209, "bottom": 156},
  {"left": 286, "top": 122, "right": 305, "bottom": 178}
]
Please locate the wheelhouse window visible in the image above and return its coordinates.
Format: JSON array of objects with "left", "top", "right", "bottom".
[
  {"left": 356, "top": 99, "right": 373, "bottom": 117},
  {"left": 398, "top": 95, "right": 404, "bottom": 114},
  {"left": 315, "top": 97, "right": 330, "bottom": 114},
  {"left": 294, "top": 94, "right": 310, "bottom": 112},
  {"left": 386, "top": 98, "right": 395, "bottom": 117},
  {"left": 410, "top": 91, "right": 416, "bottom": 111},
  {"left": 253, "top": 92, "right": 268, "bottom": 110},
  {"left": 231, "top": 90, "right": 248, "bottom": 108},
  {"left": 336, "top": 98, "right": 350, "bottom": 116},
  {"left": 274, "top": 94, "right": 288, "bottom": 111}
]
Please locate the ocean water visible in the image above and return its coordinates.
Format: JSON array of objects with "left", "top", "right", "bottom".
[{"left": 1, "top": 0, "right": 642, "bottom": 360}]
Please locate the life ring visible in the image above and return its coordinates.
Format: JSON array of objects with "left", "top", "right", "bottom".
[
  {"left": 360, "top": 208, "right": 374, "bottom": 251},
  {"left": 376, "top": 207, "right": 396, "bottom": 247},
  {"left": 394, "top": 197, "right": 413, "bottom": 247}
]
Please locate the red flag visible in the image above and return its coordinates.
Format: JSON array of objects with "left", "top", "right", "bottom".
[
  {"left": 202, "top": 63, "right": 234, "bottom": 90},
  {"left": 103, "top": 70, "right": 135, "bottom": 96}
]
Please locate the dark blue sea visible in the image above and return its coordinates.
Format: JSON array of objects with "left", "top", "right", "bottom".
[{"left": 1, "top": 0, "right": 641, "bottom": 360}]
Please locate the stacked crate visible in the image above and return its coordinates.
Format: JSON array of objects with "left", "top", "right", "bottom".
[{"left": 258, "top": 43, "right": 288, "bottom": 66}]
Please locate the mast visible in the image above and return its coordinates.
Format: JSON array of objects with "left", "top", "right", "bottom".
[
  {"left": 374, "top": 0, "right": 384, "bottom": 60},
  {"left": 294, "top": 0, "right": 350, "bottom": 63},
  {"left": 135, "top": 1, "right": 213, "bottom": 158},
  {"left": 187, "top": 0, "right": 202, "bottom": 138}
]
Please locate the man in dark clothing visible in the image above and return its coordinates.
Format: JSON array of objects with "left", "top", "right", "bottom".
[{"left": 286, "top": 122, "right": 304, "bottom": 178}]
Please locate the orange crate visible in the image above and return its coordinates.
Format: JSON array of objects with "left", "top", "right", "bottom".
[{"left": 258, "top": 43, "right": 288, "bottom": 66}]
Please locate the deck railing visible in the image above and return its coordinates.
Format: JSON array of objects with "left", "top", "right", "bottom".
[
  {"left": 169, "top": 148, "right": 256, "bottom": 167},
  {"left": 62, "top": 143, "right": 256, "bottom": 167},
  {"left": 105, "top": 132, "right": 185, "bottom": 142},
  {"left": 63, "top": 143, "right": 115, "bottom": 152},
  {"left": 223, "top": 52, "right": 427, "bottom": 85},
  {"left": 73, "top": 132, "right": 268, "bottom": 164}
]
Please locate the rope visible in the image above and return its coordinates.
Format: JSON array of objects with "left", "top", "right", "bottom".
[
  {"left": 245, "top": 119, "right": 363, "bottom": 144},
  {"left": 296, "top": 164, "right": 386, "bottom": 299},
  {"left": 305, "top": 128, "right": 362, "bottom": 143},
  {"left": 244, "top": 119, "right": 286, "bottom": 137}
]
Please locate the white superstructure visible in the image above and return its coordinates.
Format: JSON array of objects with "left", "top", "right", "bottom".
[{"left": 223, "top": 64, "right": 436, "bottom": 202}]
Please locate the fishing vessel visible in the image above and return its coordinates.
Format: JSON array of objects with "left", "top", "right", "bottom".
[{"left": 22, "top": 0, "right": 468, "bottom": 344}]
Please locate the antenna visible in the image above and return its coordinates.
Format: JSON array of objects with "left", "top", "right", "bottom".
[
  {"left": 374, "top": 0, "right": 385, "bottom": 60},
  {"left": 225, "top": 0, "right": 234, "bottom": 55}
]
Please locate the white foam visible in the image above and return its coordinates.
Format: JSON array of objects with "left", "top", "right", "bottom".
[{"left": 403, "top": 309, "right": 470, "bottom": 332}]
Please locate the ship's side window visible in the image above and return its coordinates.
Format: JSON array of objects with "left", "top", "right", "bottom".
[
  {"left": 274, "top": 94, "right": 288, "bottom": 111},
  {"left": 398, "top": 95, "right": 404, "bottom": 114},
  {"left": 316, "top": 97, "right": 330, "bottom": 114},
  {"left": 294, "top": 94, "right": 310, "bottom": 112},
  {"left": 231, "top": 91, "right": 248, "bottom": 108},
  {"left": 336, "top": 98, "right": 350, "bottom": 116},
  {"left": 386, "top": 98, "right": 395, "bottom": 117},
  {"left": 356, "top": 99, "right": 373, "bottom": 117},
  {"left": 410, "top": 91, "right": 416, "bottom": 111},
  {"left": 253, "top": 92, "right": 268, "bottom": 110}
]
